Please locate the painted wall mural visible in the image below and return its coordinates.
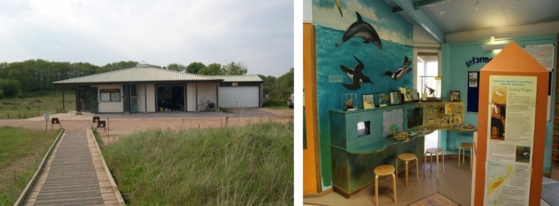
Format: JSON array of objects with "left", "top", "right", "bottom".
[
  {"left": 381, "top": 56, "right": 412, "bottom": 81},
  {"left": 336, "top": 12, "right": 382, "bottom": 50},
  {"left": 340, "top": 55, "right": 372, "bottom": 90},
  {"left": 312, "top": 0, "right": 413, "bottom": 190}
]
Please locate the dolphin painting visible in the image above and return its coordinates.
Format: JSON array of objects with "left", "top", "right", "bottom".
[
  {"left": 336, "top": 11, "right": 382, "bottom": 50},
  {"left": 340, "top": 55, "right": 373, "bottom": 90}
]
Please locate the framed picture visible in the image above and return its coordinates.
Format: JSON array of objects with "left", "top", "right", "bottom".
[
  {"left": 362, "top": 94, "right": 375, "bottom": 109},
  {"left": 410, "top": 91, "right": 419, "bottom": 101},
  {"left": 449, "top": 90, "right": 460, "bottom": 102},
  {"left": 389, "top": 91, "right": 402, "bottom": 105}
]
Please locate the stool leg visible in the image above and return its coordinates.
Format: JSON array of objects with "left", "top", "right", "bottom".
[
  {"left": 405, "top": 161, "right": 409, "bottom": 187},
  {"left": 395, "top": 158, "right": 398, "bottom": 184},
  {"left": 430, "top": 154, "right": 433, "bottom": 172},
  {"left": 458, "top": 147, "right": 462, "bottom": 167},
  {"left": 424, "top": 153, "right": 427, "bottom": 176},
  {"left": 391, "top": 173, "right": 397, "bottom": 203},
  {"left": 415, "top": 158, "right": 419, "bottom": 182},
  {"left": 436, "top": 153, "right": 439, "bottom": 179},
  {"left": 442, "top": 151, "right": 444, "bottom": 173},
  {"left": 462, "top": 148, "right": 465, "bottom": 164},
  {"left": 375, "top": 175, "right": 379, "bottom": 206}
]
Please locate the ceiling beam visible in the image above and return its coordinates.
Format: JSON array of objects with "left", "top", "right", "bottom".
[
  {"left": 393, "top": 0, "right": 445, "bottom": 43},
  {"left": 393, "top": 7, "right": 404, "bottom": 14},
  {"left": 413, "top": 0, "right": 446, "bottom": 10}
]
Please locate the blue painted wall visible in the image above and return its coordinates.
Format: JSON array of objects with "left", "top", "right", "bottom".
[
  {"left": 313, "top": 0, "right": 413, "bottom": 190},
  {"left": 441, "top": 34, "right": 558, "bottom": 173}
]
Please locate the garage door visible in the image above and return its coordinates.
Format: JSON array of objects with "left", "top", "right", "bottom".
[{"left": 219, "top": 87, "right": 259, "bottom": 107}]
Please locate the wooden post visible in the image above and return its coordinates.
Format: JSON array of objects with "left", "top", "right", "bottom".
[{"left": 62, "top": 89, "right": 65, "bottom": 112}]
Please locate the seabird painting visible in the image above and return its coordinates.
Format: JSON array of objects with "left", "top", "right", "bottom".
[
  {"left": 340, "top": 55, "right": 373, "bottom": 90},
  {"left": 381, "top": 56, "right": 412, "bottom": 81}
]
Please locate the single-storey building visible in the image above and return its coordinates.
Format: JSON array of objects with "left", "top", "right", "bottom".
[{"left": 52, "top": 62, "right": 263, "bottom": 113}]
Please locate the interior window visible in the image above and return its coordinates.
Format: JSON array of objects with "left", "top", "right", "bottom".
[{"left": 417, "top": 53, "right": 440, "bottom": 152}]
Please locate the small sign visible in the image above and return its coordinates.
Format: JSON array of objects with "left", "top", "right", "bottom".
[
  {"left": 329, "top": 75, "right": 343, "bottom": 82},
  {"left": 44, "top": 113, "right": 50, "bottom": 120}
]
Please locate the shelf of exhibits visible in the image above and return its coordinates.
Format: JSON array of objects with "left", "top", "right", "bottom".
[{"left": 329, "top": 101, "right": 475, "bottom": 196}]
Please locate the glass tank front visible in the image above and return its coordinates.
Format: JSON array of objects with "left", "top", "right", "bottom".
[{"left": 420, "top": 76, "right": 441, "bottom": 101}]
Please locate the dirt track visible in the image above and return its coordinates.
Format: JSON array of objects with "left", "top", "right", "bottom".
[{"left": 0, "top": 108, "right": 293, "bottom": 144}]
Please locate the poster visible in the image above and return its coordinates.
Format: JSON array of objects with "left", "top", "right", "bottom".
[
  {"left": 524, "top": 44, "right": 554, "bottom": 71},
  {"left": 467, "top": 71, "right": 480, "bottom": 113},
  {"left": 484, "top": 75, "right": 536, "bottom": 206}
]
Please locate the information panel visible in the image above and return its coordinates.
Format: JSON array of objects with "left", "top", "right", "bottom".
[{"left": 484, "top": 75, "right": 536, "bottom": 206}]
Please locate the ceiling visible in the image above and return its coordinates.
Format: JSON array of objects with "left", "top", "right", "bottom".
[{"left": 385, "top": 0, "right": 559, "bottom": 35}]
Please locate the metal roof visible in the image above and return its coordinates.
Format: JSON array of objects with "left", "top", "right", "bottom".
[
  {"left": 53, "top": 66, "right": 222, "bottom": 85},
  {"left": 213, "top": 75, "right": 263, "bottom": 82}
]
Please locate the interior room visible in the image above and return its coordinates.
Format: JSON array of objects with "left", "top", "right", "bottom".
[
  {"left": 157, "top": 85, "right": 185, "bottom": 111},
  {"left": 302, "top": 0, "right": 559, "bottom": 205}
]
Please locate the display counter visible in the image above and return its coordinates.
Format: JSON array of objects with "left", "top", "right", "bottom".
[{"left": 330, "top": 102, "right": 466, "bottom": 197}]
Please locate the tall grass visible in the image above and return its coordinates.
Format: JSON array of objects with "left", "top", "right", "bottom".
[
  {"left": 0, "top": 90, "right": 75, "bottom": 119},
  {"left": 0, "top": 127, "right": 60, "bottom": 205},
  {"left": 103, "top": 122, "right": 294, "bottom": 205}
]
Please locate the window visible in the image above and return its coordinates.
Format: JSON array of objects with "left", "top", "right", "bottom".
[
  {"left": 131, "top": 84, "right": 137, "bottom": 97},
  {"left": 416, "top": 52, "right": 440, "bottom": 152},
  {"left": 417, "top": 53, "right": 440, "bottom": 98},
  {"left": 100, "top": 89, "right": 121, "bottom": 102}
]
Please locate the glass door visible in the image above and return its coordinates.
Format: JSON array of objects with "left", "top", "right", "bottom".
[{"left": 130, "top": 84, "right": 138, "bottom": 112}]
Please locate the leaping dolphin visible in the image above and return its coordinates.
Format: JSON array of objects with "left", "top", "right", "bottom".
[
  {"left": 340, "top": 55, "right": 373, "bottom": 90},
  {"left": 336, "top": 11, "right": 382, "bottom": 50}
]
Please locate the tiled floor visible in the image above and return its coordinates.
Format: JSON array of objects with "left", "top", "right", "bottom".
[{"left": 304, "top": 157, "right": 558, "bottom": 206}]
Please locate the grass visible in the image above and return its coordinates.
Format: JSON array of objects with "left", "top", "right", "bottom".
[
  {"left": 264, "top": 105, "right": 290, "bottom": 110},
  {"left": 219, "top": 107, "right": 233, "bottom": 113},
  {"left": 101, "top": 121, "right": 294, "bottom": 205},
  {"left": 0, "top": 90, "right": 75, "bottom": 119},
  {"left": 0, "top": 127, "right": 60, "bottom": 205}
]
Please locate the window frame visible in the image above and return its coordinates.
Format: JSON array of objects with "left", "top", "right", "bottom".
[{"left": 100, "top": 89, "right": 121, "bottom": 102}]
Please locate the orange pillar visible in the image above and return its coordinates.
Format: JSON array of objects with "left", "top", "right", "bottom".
[
  {"left": 474, "top": 42, "right": 548, "bottom": 206},
  {"left": 303, "top": 23, "right": 321, "bottom": 194}
]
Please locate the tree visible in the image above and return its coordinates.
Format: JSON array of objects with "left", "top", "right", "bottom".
[
  {"left": 274, "top": 68, "right": 294, "bottom": 100},
  {"left": 0, "top": 79, "right": 20, "bottom": 98},
  {"left": 198, "top": 63, "right": 224, "bottom": 75},
  {"left": 186, "top": 62, "right": 205, "bottom": 74},
  {"left": 222, "top": 62, "right": 248, "bottom": 75},
  {"left": 258, "top": 74, "right": 276, "bottom": 99},
  {"left": 167, "top": 63, "right": 186, "bottom": 72}
]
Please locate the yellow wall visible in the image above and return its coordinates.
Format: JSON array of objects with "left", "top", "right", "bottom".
[{"left": 303, "top": 23, "right": 320, "bottom": 194}]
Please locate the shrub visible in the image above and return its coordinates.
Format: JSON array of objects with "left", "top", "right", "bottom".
[{"left": 262, "top": 99, "right": 285, "bottom": 107}]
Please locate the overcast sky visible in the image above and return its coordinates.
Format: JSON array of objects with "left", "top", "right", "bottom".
[{"left": 0, "top": 0, "right": 293, "bottom": 77}]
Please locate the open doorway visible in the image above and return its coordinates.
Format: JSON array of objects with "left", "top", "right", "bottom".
[
  {"left": 417, "top": 53, "right": 440, "bottom": 152},
  {"left": 156, "top": 85, "right": 185, "bottom": 112}
]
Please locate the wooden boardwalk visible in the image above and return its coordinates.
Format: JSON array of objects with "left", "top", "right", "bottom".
[{"left": 23, "top": 130, "right": 122, "bottom": 206}]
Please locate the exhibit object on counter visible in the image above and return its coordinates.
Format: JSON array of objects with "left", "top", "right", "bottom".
[{"left": 341, "top": 93, "right": 358, "bottom": 111}]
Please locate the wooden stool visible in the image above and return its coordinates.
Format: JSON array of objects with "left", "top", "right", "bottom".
[
  {"left": 424, "top": 148, "right": 444, "bottom": 178},
  {"left": 374, "top": 165, "right": 397, "bottom": 205},
  {"left": 395, "top": 153, "right": 418, "bottom": 187},
  {"left": 458, "top": 142, "right": 473, "bottom": 169}
]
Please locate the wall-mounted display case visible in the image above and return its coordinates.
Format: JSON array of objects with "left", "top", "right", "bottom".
[{"left": 420, "top": 76, "right": 441, "bottom": 101}]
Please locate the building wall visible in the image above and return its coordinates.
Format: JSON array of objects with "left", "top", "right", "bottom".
[
  {"left": 137, "top": 83, "right": 156, "bottom": 112},
  {"left": 186, "top": 83, "right": 197, "bottom": 111},
  {"left": 196, "top": 82, "right": 218, "bottom": 108},
  {"left": 94, "top": 84, "right": 123, "bottom": 113}
]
